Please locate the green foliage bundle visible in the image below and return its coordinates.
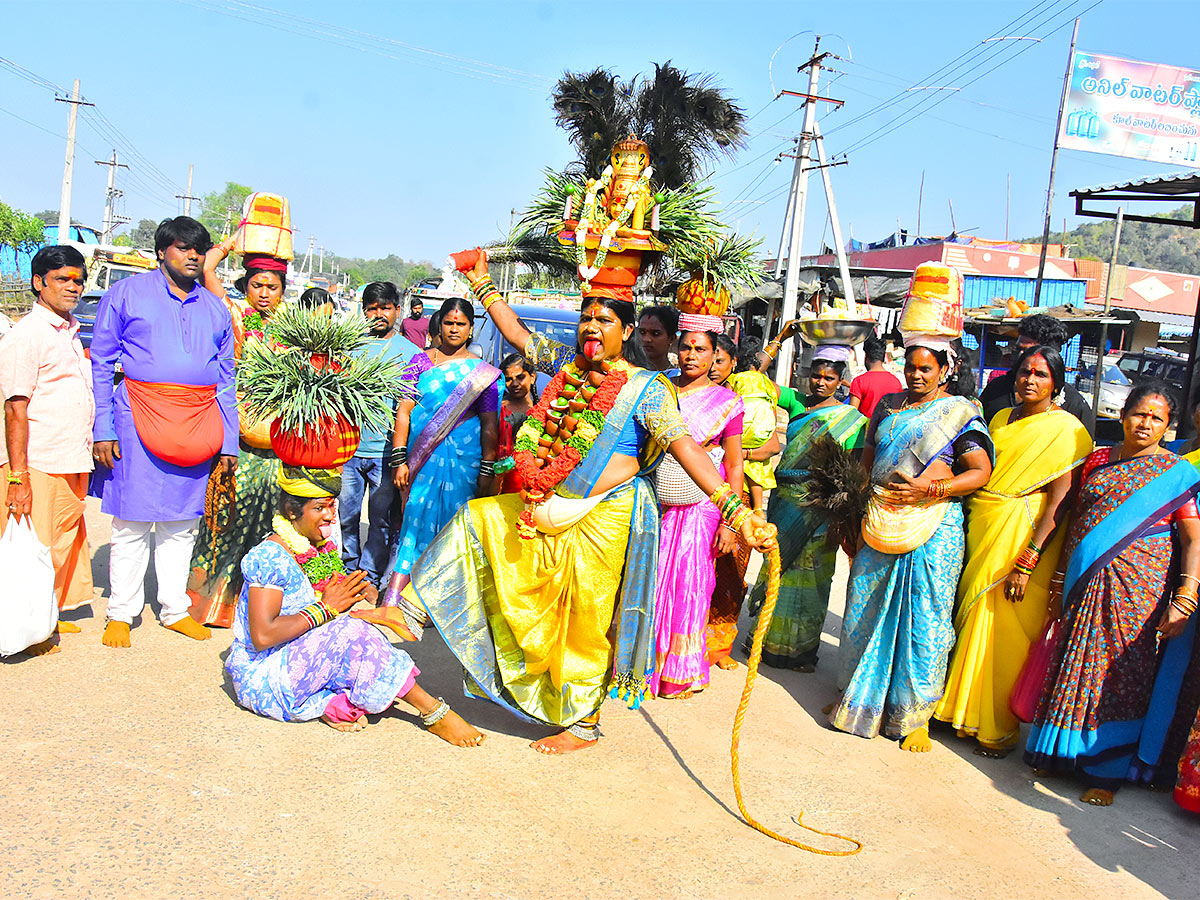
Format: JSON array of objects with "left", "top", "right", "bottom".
[{"left": 237, "top": 304, "right": 417, "bottom": 436}]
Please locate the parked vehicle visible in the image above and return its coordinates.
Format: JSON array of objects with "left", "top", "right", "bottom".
[
  {"left": 471, "top": 303, "right": 580, "bottom": 392},
  {"left": 1113, "top": 348, "right": 1188, "bottom": 399},
  {"left": 1076, "top": 358, "right": 1131, "bottom": 420},
  {"left": 74, "top": 292, "right": 103, "bottom": 351}
]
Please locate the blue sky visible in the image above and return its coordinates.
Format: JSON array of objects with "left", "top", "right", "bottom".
[{"left": 1, "top": 0, "right": 1196, "bottom": 264}]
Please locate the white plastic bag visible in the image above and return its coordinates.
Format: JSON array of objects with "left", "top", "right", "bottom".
[{"left": 0, "top": 516, "right": 58, "bottom": 656}]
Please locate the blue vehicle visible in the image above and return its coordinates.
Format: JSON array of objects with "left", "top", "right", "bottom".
[
  {"left": 74, "top": 292, "right": 103, "bottom": 351},
  {"left": 470, "top": 302, "right": 581, "bottom": 392}
]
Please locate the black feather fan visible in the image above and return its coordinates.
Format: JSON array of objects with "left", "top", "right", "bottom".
[
  {"left": 549, "top": 62, "right": 746, "bottom": 188},
  {"left": 802, "top": 434, "right": 871, "bottom": 552}
]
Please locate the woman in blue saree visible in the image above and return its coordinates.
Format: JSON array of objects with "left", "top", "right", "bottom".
[
  {"left": 745, "top": 351, "right": 866, "bottom": 671},
  {"left": 1025, "top": 383, "right": 1200, "bottom": 806},
  {"left": 382, "top": 297, "right": 501, "bottom": 599},
  {"left": 830, "top": 340, "right": 993, "bottom": 752},
  {"left": 361, "top": 255, "right": 775, "bottom": 754}
]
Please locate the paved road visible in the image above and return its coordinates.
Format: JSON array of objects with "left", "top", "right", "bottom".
[{"left": 0, "top": 499, "right": 1193, "bottom": 900}]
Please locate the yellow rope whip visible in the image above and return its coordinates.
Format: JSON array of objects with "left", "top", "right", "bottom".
[{"left": 730, "top": 538, "right": 864, "bottom": 855}]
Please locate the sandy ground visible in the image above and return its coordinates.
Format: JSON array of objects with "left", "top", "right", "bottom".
[{"left": 1, "top": 498, "right": 1196, "bottom": 900}]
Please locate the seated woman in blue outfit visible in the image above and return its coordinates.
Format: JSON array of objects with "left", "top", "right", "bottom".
[{"left": 224, "top": 466, "right": 484, "bottom": 746}]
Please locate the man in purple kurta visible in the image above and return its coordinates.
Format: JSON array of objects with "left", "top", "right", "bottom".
[{"left": 91, "top": 216, "right": 237, "bottom": 647}]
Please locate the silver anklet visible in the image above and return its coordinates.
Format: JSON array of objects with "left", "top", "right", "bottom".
[
  {"left": 421, "top": 698, "right": 451, "bottom": 727},
  {"left": 566, "top": 721, "right": 600, "bottom": 742}
]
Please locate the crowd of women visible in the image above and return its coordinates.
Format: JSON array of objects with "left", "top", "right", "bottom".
[
  {"left": 629, "top": 301, "right": 1200, "bottom": 814},
  {"left": 68, "top": 227, "right": 1200, "bottom": 807}
]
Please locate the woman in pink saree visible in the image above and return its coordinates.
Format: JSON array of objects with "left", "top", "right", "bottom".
[{"left": 650, "top": 317, "right": 744, "bottom": 698}]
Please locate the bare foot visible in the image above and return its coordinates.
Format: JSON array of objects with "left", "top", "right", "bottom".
[
  {"left": 321, "top": 713, "right": 367, "bottom": 732},
  {"left": 796, "top": 663, "right": 816, "bottom": 674},
  {"left": 714, "top": 655, "right": 739, "bottom": 671},
  {"left": 659, "top": 689, "right": 696, "bottom": 700},
  {"left": 901, "top": 726, "right": 933, "bottom": 753},
  {"left": 1081, "top": 788, "right": 1115, "bottom": 806},
  {"left": 427, "top": 710, "right": 485, "bottom": 747},
  {"left": 350, "top": 607, "right": 417, "bottom": 641},
  {"left": 1033, "top": 768, "right": 1057, "bottom": 778},
  {"left": 102, "top": 621, "right": 131, "bottom": 648},
  {"left": 56, "top": 621, "right": 81, "bottom": 634},
  {"left": 822, "top": 701, "right": 838, "bottom": 716},
  {"left": 23, "top": 638, "right": 60, "bottom": 657},
  {"left": 531, "top": 730, "right": 597, "bottom": 755},
  {"left": 165, "top": 616, "right": 211, "bottom": 641}
]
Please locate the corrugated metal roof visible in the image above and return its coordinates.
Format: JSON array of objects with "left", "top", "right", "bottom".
[
  {"left": 1084, "top": 302, "right": 1195, "bottom": 327},
  {"left": 1071, "top": 170, "right": 1200, "bottom": 197}
]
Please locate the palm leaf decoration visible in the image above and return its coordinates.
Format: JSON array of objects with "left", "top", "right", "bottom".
[
  {"left": 237, "top": 304, "right": 419, "bottom": 436},
  {"left": 498, "top": 61, "right": 759, "bottom": 293},
  {"left": 492, "top": 173, "right": 764, "bottom": 291},
  {"left": 550, "top": 62, "right": 746, "bottom": 188}
]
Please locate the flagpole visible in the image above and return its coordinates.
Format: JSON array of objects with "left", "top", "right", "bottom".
[{"left": 1032, "top": 18, "right": 1080, "bottom": 305}]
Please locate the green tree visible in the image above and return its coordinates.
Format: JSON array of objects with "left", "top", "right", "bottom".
[
  {"left": 124, "top": 218, "right": 158, "bottom": 249},
  {"left": 197, "top": 182, "right": 252, "bottom": 240},
  {"left": 0, "top": 200, "right": 45, "bottom": 254},
  {"left": 1025, "top": 204, "right": 1200, "bottom": 274}
]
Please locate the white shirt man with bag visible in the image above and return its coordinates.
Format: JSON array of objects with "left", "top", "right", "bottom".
[{"left": 0, "top": 245, "right": 95, "bottom": 656}]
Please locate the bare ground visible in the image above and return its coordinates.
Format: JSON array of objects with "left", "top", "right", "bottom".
[{"left": 0, "top": 498, "right": 1195, "bottom": 900}]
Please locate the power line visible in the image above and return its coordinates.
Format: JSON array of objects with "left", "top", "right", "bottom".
[
  {"left": 836, "top": 0, "right": 1103, "bottom": 161},
  {"left": 0, "top": 52, "right": 184, "bottom": 210},
  {"left": 823, "top": 0, "right": 1068, "bottom": 139},
  {"left": 177, "top": 0, "right": 549, "bottom": 90}
]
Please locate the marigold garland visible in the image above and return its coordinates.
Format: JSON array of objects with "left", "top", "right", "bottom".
[
  {"left": 510, "top": 357, "right": 630, "bottom": 538},
  {"left": 242, "top": 308, "right": 267, "bottom": 343},
  {"left": 273, "top": 513, "right": 346, "bottom": 599}
]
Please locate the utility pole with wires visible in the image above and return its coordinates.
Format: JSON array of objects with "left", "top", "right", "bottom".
[
  {"left": 55, "top": 79, "right": 94, "bottom": 244},
  {"left": 94, "top": 150, "right": 129, "bottom": 244},
  {"left": 177, "top": 164, "right": 200, "bottom": 216},
  {"left": 220, "top": 205, "right": 236, "bottom": 280},
  {"left": 1033, "top": 18, "right": 1080, "bottom": 305},
  {"left": 300, "top": 236, "right": 314, "bottom": 278},
  {"left": 772, "top": 36, "right": 850, "bottom": 387}
]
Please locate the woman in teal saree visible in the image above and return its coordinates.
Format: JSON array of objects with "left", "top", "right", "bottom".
[{"left": 830, "top": 342, "right": 993, "bottom": 752}]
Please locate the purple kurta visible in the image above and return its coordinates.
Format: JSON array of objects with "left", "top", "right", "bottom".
[{"left": 90, "top": 268, "right": 236, "bottom": 522}]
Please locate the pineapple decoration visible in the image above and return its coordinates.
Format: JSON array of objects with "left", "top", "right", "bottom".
[{"left": 675, "top": 271, "right": 732, "bottom": 317}]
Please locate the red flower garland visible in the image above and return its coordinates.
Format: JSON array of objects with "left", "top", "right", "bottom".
[{"left": 512, "top": 361, "right": 629, "bottom": 498}]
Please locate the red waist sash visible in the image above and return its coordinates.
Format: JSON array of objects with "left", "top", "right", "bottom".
[{"left": 124, "top": 378, "right": 223, "bottom": 468}]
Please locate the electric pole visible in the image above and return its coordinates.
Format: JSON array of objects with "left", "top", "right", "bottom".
[
  {"left": 94, "top": 150, "right": 129, "bottom": 244},
  {"left": 177, "top": 164, "right": 199, "bottom": 216},
  {"left": 301, "top": 236, "right": 314, "bottom": 277},
  {"left": 774, "top": 37, "right": 845, "bottom": 386},
  {"left": 55, "top": 79, "right": 94, "bottom": 244}
]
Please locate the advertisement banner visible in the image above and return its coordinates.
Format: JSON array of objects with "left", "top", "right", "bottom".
[{"left": 1059, "top": 51, "right": 1200, "bottom": 165}]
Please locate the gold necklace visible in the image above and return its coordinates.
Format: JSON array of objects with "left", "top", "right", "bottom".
[{"left": 900, "top": 390, "right": 941, "bottom": 411}]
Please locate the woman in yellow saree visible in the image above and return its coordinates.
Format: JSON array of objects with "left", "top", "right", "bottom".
[
  {"left": 357, "top": 253, "right": 775, "bottom": 754},
  {"left": 934, "top": 346, "right": 1092, "bottom": 755}
]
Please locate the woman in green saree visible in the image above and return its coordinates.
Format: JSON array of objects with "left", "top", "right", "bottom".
[{"left": 747, "top": 349, "right": 867, "bottom": 671}]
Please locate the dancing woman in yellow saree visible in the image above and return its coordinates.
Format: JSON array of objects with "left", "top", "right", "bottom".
[
  {"left": 934, "top": 346, "right": 1092, "bottom": 755},
  {"left": 362, "top": 252, "right": 775, "bottom": 754}
]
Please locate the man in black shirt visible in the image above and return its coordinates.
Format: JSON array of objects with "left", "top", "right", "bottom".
[{"left": 979, "top": 313, "right": 1094, "bottom": 435}]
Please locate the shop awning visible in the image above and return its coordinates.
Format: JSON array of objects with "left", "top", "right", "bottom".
[{"left": 1070, "top": 170, "right": 1200, "bottom": 227}]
